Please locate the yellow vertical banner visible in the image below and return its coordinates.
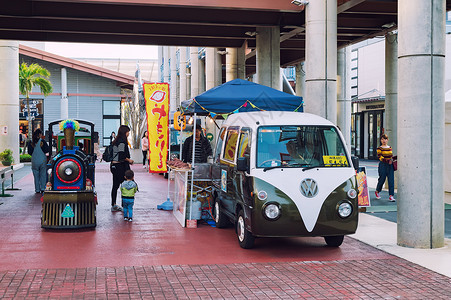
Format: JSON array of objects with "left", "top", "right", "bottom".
[{"left": 144, "top": 83, "right": 169, "bottom": 173}]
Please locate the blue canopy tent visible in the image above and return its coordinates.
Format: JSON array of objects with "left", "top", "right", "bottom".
[{"left": 180, "top": 79, "right": 303, "bottom": 117}]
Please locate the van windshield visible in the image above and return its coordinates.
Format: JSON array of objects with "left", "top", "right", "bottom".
[{"left": 256, "top": 126, "right": 349, "bottom": 169}]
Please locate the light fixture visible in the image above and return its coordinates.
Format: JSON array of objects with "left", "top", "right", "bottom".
[
  {"left": 291, "top": 0, "right": 309, "bottom": 6},
  {"left": 245, "top": 31, "right": 257, "bottom": 37},
  {"left": 217, "top": 50, "right": 228, "bottom": 55},
  {"left": 382, "top": 22, "right": 396, "bottom": 29}
]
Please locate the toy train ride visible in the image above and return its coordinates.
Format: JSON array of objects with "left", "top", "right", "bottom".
[{"left": 41, "top": 119, "right": 98, "bottom": 229}]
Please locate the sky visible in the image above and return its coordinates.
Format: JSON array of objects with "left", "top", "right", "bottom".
[{"left": 43, "top": 42, "right": 158, "bottom": 60}]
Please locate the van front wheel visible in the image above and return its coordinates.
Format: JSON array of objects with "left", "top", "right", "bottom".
[
  {"left": 324, "top": 235, "right": 344, "bottom": 247},
  {"left": 236, "top": 210, "right": 255, "bottom": 249},
  {"left": 214, "top": 200, "right": 228, "bottom": 228}
]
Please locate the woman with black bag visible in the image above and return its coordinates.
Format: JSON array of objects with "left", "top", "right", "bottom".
[{"left": 110, "top": 125, "right": 134, "bottom": 212}]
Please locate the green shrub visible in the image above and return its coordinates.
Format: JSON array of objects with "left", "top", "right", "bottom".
[
  {"left": 20, "top": 154, "right": 32, "bottom": 162},
  {"left": 0, "top": 149, "right": 14, "bottom": 163}
]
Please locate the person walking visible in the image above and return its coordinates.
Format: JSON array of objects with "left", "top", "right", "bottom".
[
  {"left": 121, "top": 169, "right": 138, "bottom": 222},
  {"left": 141, "top": 131, "right": 149, "bottom": 168},
  {"left": 109, "top": 131, "right": 116, "bottom": 144},
  {"left": 375, "top": 134, "right": 395, "bottom": 202},
  {"left": 27, "top": 129, "right": 50, "bottom": 193},
  {"left": 110, "top": 125, "right": 134, "bottom": 212}
]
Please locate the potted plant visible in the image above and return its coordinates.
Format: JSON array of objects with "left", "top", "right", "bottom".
[{"left": 0, "top": 149, "right": 14, "bottom": 166}]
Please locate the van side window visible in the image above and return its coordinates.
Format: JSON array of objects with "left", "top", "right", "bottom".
[
  {"left": 222, "top": 127, "right": 240, "bottom": 163},
  {"left": 214, "top": 127, "right": 226, "bottom": 163},
  {"left": 237, "top": 129, "right": 251, "bottom": 159}
]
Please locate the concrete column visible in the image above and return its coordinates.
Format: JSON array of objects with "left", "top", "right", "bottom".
[
  {"left": 205, "top": 47, "right": 221, "bottom": 146},
  {"left": 305, "top": 0, "right": 337, "bottom": 123},
  {"left": 337, "top": 47, "right": 351, "bottom": 149},
  {"left": 163, "top": 46, "right": 170, "bottom": 83},
  {"left": 385, "top": 32, "right": 398, "bottom": 154},
  {"left": 170, "top": 47, "right": 177, "bottom": 113},
  {"left": 61, "top": 68, "right": 68, "bottom": 120},
  {"left": 179, "top": 47, "right": 187, "bottom": 102},
  {"left": 237, "top": 43, "right": 246, "bottom": 79},
  {"left": 226, "top": 48, "right": 237, "bottom": 82},
  {"left": 0, "top": 40, "right": 20, "bottom": 164},
  {"left": 215, "top": 50, "right": 222, "bottom": 86},
  {"left": 190, "top": 47, "right": 199, "bottom": 97},
  {"left": 158, "top": 46, "right": 163, "bottom": 82},
  {"left": 295, "top": 62, "right": 306, "bottom": 98},
  {"left": 398, "top": 0, "right": 445, "bottom": 248},
  {"left": 256, "top": 26, "right": 280, "bottom": 89},
  {"left": 206, "top": 48, "right": 217, "bottom": 90}
]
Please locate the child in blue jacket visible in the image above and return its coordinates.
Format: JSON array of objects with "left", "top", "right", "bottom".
[{"left": 120, "top": 170, "right": 138, "bottom": 221}]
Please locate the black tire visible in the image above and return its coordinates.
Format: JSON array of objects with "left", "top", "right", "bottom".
[
  {"left": 214, "top": 199, "right": 229, "bottom": 228},
  {"left": 324, "top": 235, "right": 344, "bottom": 247},
  {"left": 236, "top": 210, "right": 255, "bottom": 249}
]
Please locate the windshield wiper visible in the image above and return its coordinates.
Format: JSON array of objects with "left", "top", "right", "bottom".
[
  {"left": 302, "top": 164, "right": 348, "bottom": 171},
  {"left": 263, "top": 165, "right": 285, "bottom": 172}
]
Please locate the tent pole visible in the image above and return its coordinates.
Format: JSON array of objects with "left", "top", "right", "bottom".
[{"left": 189, "top": 113, "right": 197, "bottom": 220}]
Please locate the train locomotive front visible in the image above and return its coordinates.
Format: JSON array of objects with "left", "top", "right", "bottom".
[{"left": 41, "top": 119, "right": 97, "bottom": 229}]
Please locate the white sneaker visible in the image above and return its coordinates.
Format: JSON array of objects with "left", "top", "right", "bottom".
[
  {"left": 389, "top": 195, "right": 396, "bottom": 202},
  {"left": 143, "top": 165, "right": 146, "bottom": 169}
]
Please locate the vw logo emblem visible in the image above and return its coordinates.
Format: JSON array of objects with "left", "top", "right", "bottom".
[{"left": 300, "top": 178, "right": 318, "bottom": 198}]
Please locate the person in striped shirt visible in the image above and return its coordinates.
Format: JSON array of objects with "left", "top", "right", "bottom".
[{"left": 375, "top": 134, "right": 395, "bottom": 202}]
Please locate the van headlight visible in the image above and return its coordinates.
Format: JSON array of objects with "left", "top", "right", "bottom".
[
  {"left": 263, "top": 203, "right": 281, "bottom": 220},
  {"left": 347, "top": 189, "right": 357, "bottom": 199},
  {"left": 338, "top": 201, "right": 353, "bottom": 218}
]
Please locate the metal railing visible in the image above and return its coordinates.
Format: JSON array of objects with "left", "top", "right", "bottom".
[{"left": 0, "top": 165, "right": 21, "bottom": 197}]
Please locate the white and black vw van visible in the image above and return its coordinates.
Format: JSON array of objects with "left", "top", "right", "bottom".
[{"left": 211, "top": 111, "right": 359, "bottom": 248}]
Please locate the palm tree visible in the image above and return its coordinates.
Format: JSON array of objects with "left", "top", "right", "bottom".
[{"left": 19, "top": 62, "right": 53, "bottom": 146}]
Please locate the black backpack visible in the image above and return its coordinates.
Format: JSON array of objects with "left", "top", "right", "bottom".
[{"left": 102, "top": 144, "right": 114, "bottom": 162}]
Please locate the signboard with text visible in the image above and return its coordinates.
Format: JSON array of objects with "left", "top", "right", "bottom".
[{"left": 144, "top": 83, "right": 169, "bottom": 173}]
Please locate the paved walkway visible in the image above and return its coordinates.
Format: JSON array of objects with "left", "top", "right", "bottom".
[{"left": 0, "top": 163, "right": 450, "bottom": 299}]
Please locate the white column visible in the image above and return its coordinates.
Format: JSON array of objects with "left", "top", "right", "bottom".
[
  {"left": 215, "top": 50, "right": 222, "bottom": 86},
  {"left": 61, "top": 67, "right": 68, "bottom": 120},
  {"left": 398, "top": 0, "right": 445, "bottom": 248},
  {"left": 385, "top": 32, "right": 398, "bottom": 155},
  {"left": 163, "top": 46, "right": 170, "bottom": 83},
  {"left": 337, "top": 47, "right": 351, "bottom": 149},
  {"left": 179, "top": 47, "right": 187, "bottom": 102},
  {"left": 305, "top": 0, "right": 337, "bottom": 123},
  {"left": 0, "top": 40, "right": 20, "bottom": 164},
  {"left": 226, "top": 48, "right": 237, "bottom": 82},
  {"left": 295, "top": 62, "right": 306, "bottom": 98},
  {"left": 170, "top": 47, "right": 177, "bottom": 113},
  {"left": 205, "top": 48, "right": 220, "bottom": 146},
  {"left": 190, "top": 47, "right": 199, "bottom": 98},
  {"left": 256, "top": 26, "right": 280, "bottom": 89},
  {"left": 158, "top": 46, "right": 163, "bottom": 82},
  {"left": 237, "top": 43, "right": 246, "bottom": 79}
]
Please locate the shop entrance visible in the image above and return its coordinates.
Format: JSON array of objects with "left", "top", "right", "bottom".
[
  {"left": 367, "top": 110, "right": 384, "bottom": 160},
  {"left": 19, "top": 99, "right": 44, "bottom": 148}
]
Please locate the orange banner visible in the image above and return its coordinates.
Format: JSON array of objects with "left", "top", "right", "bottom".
[{"left": 144, "top": 83, "right": 169, "bottom": 173}]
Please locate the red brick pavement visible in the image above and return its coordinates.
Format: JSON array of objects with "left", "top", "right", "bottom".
[
  {"left": 0, "top": 164, "right": 450, "bottom": 299},
  {"left": 1, "top": 259, "right": 451, "bottom": 299}
]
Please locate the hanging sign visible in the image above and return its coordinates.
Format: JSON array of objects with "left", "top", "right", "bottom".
[
  {"left": 144, "top": 83, "right": 169, "bottom": 173},
  {"left": 173, "top": 111, "right": 186, "bottom": 131}
]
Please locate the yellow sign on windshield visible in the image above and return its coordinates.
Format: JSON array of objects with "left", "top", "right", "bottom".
[{"left": 323, "top": 155, "right": 348, "bottom": 166}]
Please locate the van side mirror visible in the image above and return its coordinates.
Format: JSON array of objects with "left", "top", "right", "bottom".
[
  {"left": 237, "top": 157, "right": 249, "bottom": 172},
  {"left": 351, "top": 156, "right": 359, "bottom": 170}
]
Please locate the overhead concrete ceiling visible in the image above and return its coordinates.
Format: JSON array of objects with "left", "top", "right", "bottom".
[{"left": 2, "top": 0, "right": 450, "bottom": 76}]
